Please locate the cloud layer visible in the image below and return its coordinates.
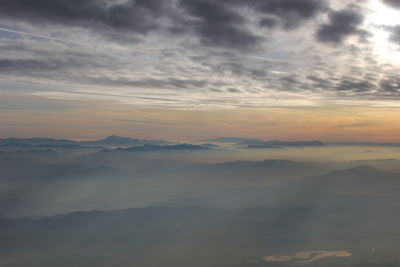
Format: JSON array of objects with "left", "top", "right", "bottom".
[{"left": 0, "top": 0, "right": 399, "bottom": 109}]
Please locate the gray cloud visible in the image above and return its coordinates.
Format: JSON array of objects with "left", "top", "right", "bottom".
[
  {"left": 382, "top": 0, "right": 400, "bottom": 9},
  {"left": 336, "top": 79, "right": 375, "bottom": 93},
  {"left": 83, "top": 77, "right": 217, "bottom": 91},
  {"left": 387, "top": 25, "right": 400, "bottom": 46},
  {"left": 0, "top": 58, "right": 86, "bottom": 74},
  {"left": 380, "top": 76, "right": 400, "bottom": 93},
  {"left": 316, "top": 7, "right": 366, "bottom": 44},
  {"left": 0, "top": 57, "right": 219, "bottom": 92}
]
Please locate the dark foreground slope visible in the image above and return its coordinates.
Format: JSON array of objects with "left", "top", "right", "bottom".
[{"left": 0, "top": 202, "right": 400, "bottom": 266}]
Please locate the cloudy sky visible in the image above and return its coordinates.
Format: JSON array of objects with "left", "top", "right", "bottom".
[{"left": 0, "top": 0, "right": 400, "bottom": 141}]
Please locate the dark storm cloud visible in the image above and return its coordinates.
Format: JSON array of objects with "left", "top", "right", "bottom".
[
  {"left": 317, "top": 7, "right": 366, "bottom": 44},
  {"left": 0, "top": 0, "right": 105, "bottom": 24},
  {"left": 179, "top": 0, "right": 262, "bottom": 50},
  {"left": 245, "top": 0, "right": 327, "bottom": 29},
  {"left": 0, "top": 0, "right": 170, "bottom": 34},
  {"left": 178, "top": 0, "right": 326, "bottom": 49},
  {"left": 0, "top": 0, "right": 328, "bottom": 50},
  {"left": 259, "top": 17, "right": 278, "bottom": 28}
]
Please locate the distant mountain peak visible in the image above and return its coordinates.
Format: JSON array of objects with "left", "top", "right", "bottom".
[{"left": 101, "top": 135, "right": 138, "bottom": 142}]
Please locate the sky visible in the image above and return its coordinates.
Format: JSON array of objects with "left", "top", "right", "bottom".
[{"left": 0, "top": 0, "right": 400, "bottom": 141}]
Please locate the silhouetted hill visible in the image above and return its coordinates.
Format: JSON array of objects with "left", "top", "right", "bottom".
[
  {"left": 0, "top": 135, "right": 172, "bottom": 148},
  {"left": 239, "top": 140, "right": 325, "bottom": 147},
  {"left": 163, "top": 165, "right": 400, "bottom": 209},
  {"left": 329, "top": 141, "right": 400, "bottom": 146},
  {"left": 107, "top": 144, "right": 212, "bottom": 153},
  {"left": 0, "top": 137, "right": 75, "bottom": 145},
  {"left": 201, "top": 137, "right": 264, "bottom": 143},
  {"left": 212, "top": 159, "right": 314, "bottom": 170}
]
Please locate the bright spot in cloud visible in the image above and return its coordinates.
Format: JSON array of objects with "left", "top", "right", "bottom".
[{"left": 368, "top": 0, "right": 400, "bottom": 64}]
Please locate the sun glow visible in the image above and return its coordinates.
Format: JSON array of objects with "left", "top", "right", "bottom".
[{"left": 368, "top": 0, "right": 400, "bottom": 64}]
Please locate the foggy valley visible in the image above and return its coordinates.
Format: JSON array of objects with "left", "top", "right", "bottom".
[{"left": 0, "top": 135, "right": 400, "bottom": 267}]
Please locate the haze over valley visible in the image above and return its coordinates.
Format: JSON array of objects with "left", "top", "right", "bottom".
[{"left": 0, "top": 135, "right": 399, "bottom": 266}]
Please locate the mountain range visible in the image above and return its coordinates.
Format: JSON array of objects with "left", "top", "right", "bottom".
[{"left": 2, "top": 135, "right": 400, "bottom": 149}]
